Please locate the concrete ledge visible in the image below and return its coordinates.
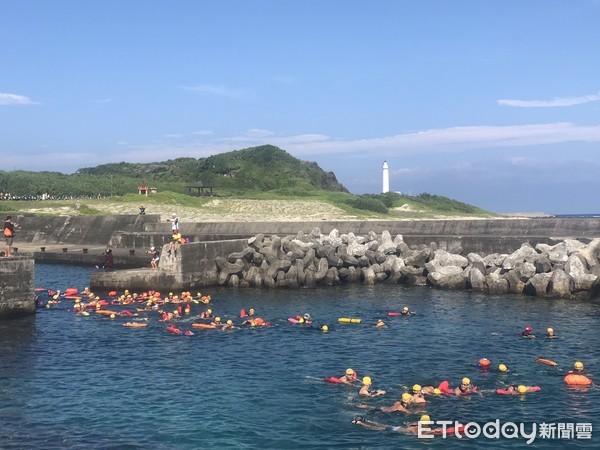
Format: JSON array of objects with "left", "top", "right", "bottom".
[{"left": 0, "top": 256, "right": 35, "bottom": 319}]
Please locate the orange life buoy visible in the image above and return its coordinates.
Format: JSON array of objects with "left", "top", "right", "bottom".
[{"left": 564, "top": 374, "right": 592, "bottom": 386}]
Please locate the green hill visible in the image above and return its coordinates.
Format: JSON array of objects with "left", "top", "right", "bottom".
[
  {"left": 76, "top": 145, "right": 348, "bottom": 195},
  {"left": 0, "top": 144, "right": 494, "bottom": 217}
]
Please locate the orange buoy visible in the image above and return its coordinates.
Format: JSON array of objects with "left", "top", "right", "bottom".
[
  {"left": 564, "top": 374, "right": 592, "bottom": 386},
  {"left": 123, "top": 322, "right": 148, "bottom": 328},
  {"left": 479, "top": 358, "right": 491, "bottom": 368},
  {"left": 108, "top": 290, "right": 117, "bottom": 297},
  {"left": 536, "top": 357, "right": 558, "bottom": 367}
]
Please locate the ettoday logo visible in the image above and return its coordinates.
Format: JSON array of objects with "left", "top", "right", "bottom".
[{"left": 418, "top": 420, "right": 593, "bottom": 444}]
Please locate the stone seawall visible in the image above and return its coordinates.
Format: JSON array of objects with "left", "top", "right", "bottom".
[{"left": 0, "top": 257, "right": 35, "bottom": 319}]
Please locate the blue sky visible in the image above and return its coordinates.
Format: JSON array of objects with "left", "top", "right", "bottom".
[{"left": 1, "top": 0, "right": 599, "bottom": 214}]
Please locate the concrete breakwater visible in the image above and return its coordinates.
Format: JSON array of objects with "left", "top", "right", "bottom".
[
  {"left": 210, "top": 229, "right": 600, "bottom": 299},
  {"left": 0, "top": 257, "right": 35, "bottom": 318},
  {"left": 9, "top": 215, "right": 600, "bottom": 297}
]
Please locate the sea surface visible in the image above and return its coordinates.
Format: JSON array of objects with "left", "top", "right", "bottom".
[{"left": 1, "top": 263, "right": 599, "bottom": 449}]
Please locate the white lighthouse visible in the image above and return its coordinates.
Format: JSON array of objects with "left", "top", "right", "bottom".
[{"left": 382, "top": 160, "right": 389, "bottom": 193}]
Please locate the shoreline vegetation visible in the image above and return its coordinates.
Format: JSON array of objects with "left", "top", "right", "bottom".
[{"left": 0, "top": 193, "right": 548, "bottom": 223}]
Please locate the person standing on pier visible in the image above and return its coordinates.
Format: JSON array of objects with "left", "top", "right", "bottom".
[{"left": 3, "top": 215, "right": 20, "bottom": 257}]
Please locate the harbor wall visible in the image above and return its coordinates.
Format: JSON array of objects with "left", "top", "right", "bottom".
[{"left": 0, "top": 257, "right": 35, "bottom": 319}]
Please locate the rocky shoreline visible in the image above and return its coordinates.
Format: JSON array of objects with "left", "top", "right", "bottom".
[{"left": 216, "top": 228, "right": 600, "bottom": 299}]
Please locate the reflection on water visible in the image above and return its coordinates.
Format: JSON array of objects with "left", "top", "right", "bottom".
[{"left": 0, "top": 264, "right": 598, "bottom": 449}]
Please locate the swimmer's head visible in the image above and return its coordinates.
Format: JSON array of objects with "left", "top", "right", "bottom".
[
  {"left": 227, "top": 320, "right": 233, "bottom": 325},
  {"left": 525, "top": 326, "right": 532, "bottom": 331},
  {"left": 346, "top": 368, "right": 355, "bottom": 376},
  {"left": 362, "top": 376, "right": 372, "bottom": 386},
  {"left": 207, "top": 309, "right": 212, "bottom": 314},
  {"left": 401, "top": 393, "right": 413, "bottom": 403},
  {"left": 518, "top": 385, "right": 527, "bottom": 394},
  {"left": 433, "top": 388, "right": 442, "bottom": 395},
  {"left": 498, "top": 364, "right": 508, "bottom": 372},
  {"left": 413, "top": 384, "right": 422, "bottom": 394},
  {"left": 303, "top": 313, "right": 311, "bottom": 321},
  {"left": 403, "top": 306, "right": 409, "bottom": 312},
  {"left": 419, "top": 415, "right": 431, "bottom": 423},
  {"left": 215, "top": 317, "right": 221, "bottom": 323},
  {"left": 574, "top": 361, "right": 584, "bottom": 371},
  {"left": 321, "top": 325, "right": 328, "bottom": 331},
  {"left": 249, "top": 308, "right": 255, "bottom": 314},
  {"left": 462, "top": 377, "right": 471, "bottom": 386},
  {"left": 547, "top": 327, "right": 554, "bottom": 334}
]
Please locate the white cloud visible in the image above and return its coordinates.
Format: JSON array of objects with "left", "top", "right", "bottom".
[
  {"left": 118, "top": 122, "right": 600, "bottom": 163},
  {"left": 180, "top": 84, "right": 246, "bottom": 99},
  {"left": 0, "top": 92, "right": 38, "bottom": 105},
  {"left": 498, "top": 93, "right": 600, "bottom": 107}
]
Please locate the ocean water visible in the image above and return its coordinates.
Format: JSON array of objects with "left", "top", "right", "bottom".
[{"left": 1, "top": 263, "right": 599, "bottom": 449}]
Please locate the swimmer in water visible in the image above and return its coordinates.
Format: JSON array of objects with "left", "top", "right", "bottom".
[
  {"left": 454, "top": 377, "right": 476, "bottom": 396},
  {"left": 568, "top": 361, "right": 586, "bottom": 374},
  {"left": 376, "top": 319, "right": 386, "bottom": 327},
  {"left": 498, "top": 385, "right": 539, "bottom": 395},
  {"left": 411, "top": 384, "right": 428, "bottom": 404},
  {"left": 546, "top": 327, "right": 558, "bottom": 338},
  {"left": 380, "top": 393, "right": 413, "bottom": 413},
  {"left": 199, "top": 308, "right": 214, "bottom": 319},
  {"left": 358, "top": 377, "right": 386, "bottom": 397},
  {"left": 401, "top": 306, "right": 415, "bottom": 316},
  {"left": 352, "top": 415, "right": 432, "bottom": 434},
  {"left": 521, "top": 326, "right": 535, "bottom": 338},
  {"left": 338, "top": 368, "right": 358, "bottom": 385}
]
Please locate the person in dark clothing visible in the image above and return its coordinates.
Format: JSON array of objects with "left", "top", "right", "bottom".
[
  {"left": 139, "top": 205, "right": 146, "bottom": 215},
  {"left": 3, "top": 215, "right": 19, "bottom": 257},
  {"left": 96, "top": 249, "right": 114, "bottom": 271}
]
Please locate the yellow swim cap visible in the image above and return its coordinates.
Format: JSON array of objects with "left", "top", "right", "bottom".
[
  {"left": 574, "top": 361, "right": 584, "bottom": 371},
  {"left": 124, "top": 289, "right": 129, "bottom": 294},
  {"left": 362, "top": 376, "right": 372, "bottom": 386},
  {"left": 227, "top": 320, "right": 233, "bottom": 325},
  {"left": 403, "top": 306, "right": 409, "bottom": 311},
  {"left": 321, "top": 325, "right": 329, "bottom": 331},
  {"left": 249, "top": 308, "right": 255, "bottom": 313},
  {"left": 215, "top": 317, "right": 221, "bottom": 322},
  {"left": 346, "top": 368, "right": 354, "bottom": 376},
  {"left": 518, "top": 385, "right": 527, "bottom": 394},
  {"left": 433, "top": 388, "right": 441, "bottom": 395},
  {"left": 109, "top": 314, "right": 115, "bottom": 319},
  {"left": 547, "top": 327, "right": 553, "bottom": 333},
  {"left": 499, "top": 364, "right": 508, "bottom": 372},
  {"left": 413, "top": 384, "right": 422, "bottom": 393},
  {"left": 462, "top": 377, "right": 471, "bottom": 385},
  {"left": 401, "top": 393, "right": 412, "bottom": 403},
  {"left": 207, "top": 309, "right": 212, "bottom": 314},
  {"left": 420, "top": 415, "right": 431, "bottom": 423}
]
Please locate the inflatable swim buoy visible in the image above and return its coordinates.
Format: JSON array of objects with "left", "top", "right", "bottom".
[
  {"left": 437, "top": 381, "right": 453, "bottom": 394},
  {"left": 123, "top": 322, "right": 148, "bottom": 328},
  {"left": 564, "top": 374, "right": 592, "bottom": 386},
  {"left": 95, "top": 309, "right": 118, "bottom": 316},
  {"left": 338, "top": 318, "right": 361, "bottom": 324},
  {"left": 65, "top": 288, "right": 78, "bottom": 296},
  {"left": 166, "top": 325, "right": 182, "bottom": 335},
  {"left": 108, "top": 291, "right": 117, "bottom": 297},
  {"left": 536, "top": 357, "right": 558, "bottom": 367},
  {"left": 325, "top": 376, "right": 344, "bottom": 383},
  {"left": 192, "top": 323, "right": 216, "bottom": 329},
  {"left": 479, "top": 358, "right": 491, "bottom": 368},
  {"left": 387, "top": 312, "right": 403, "bottom": 316}
]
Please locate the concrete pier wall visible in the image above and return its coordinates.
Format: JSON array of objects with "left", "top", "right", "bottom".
[
  {"left": 0, "top": 257, "right": 35, "bottom": 319},
  {"left": 90, "top": 239, "right": 247, "bottom": 292}
]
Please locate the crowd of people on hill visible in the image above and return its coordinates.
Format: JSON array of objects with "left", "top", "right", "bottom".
[{"left": 0, "top": 193, "right": 106, "bottom": 201}]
